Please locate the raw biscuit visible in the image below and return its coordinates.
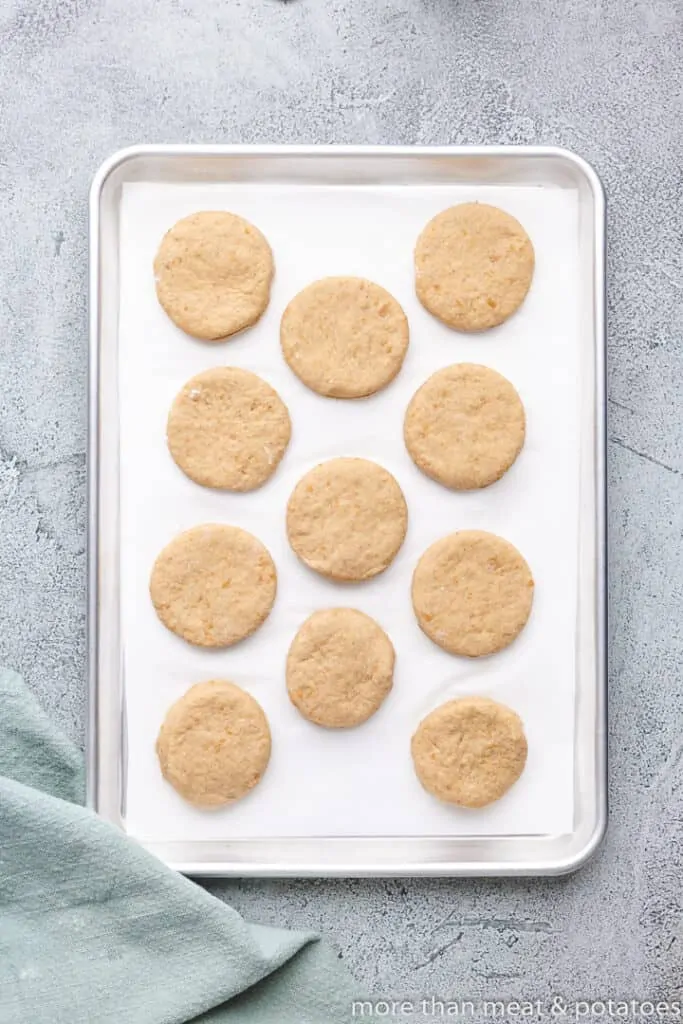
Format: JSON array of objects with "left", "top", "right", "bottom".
[
  {"left": 154, "top": 211, "right": 273, "bottom": 340},
  {"left": 404, "top": 363, "right": 525, "bottom": 490},
  {"left": 156, "top": 680, "right": 271, "bottom": 808},
  {"left": 414, "top": 203, "right": 534, "bottom": 331},
  {"left": 411, "top": 696, "right": 527, "bottom": 808},
  {"left": 286, "top": 457, "right": 408, "bottom": 581},
  {"left": 286, "top": 608, "right": 394, "bottom": 727},
  {"left": 149, "top": 524, "right": 276, "bottom": 648},
  {"left": 280, "top": 276, "right": 409, "bottom": 398},
  {"left": 166, "top": 366, "right": 291, "bottom": 491},
  {"left": 412, "top": 530, "right": 534, "bottom": 657}
]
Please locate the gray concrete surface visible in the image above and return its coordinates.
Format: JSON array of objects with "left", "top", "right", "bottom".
[{"left": 1, "top": 0, "right": 681, "bottom": 1017}]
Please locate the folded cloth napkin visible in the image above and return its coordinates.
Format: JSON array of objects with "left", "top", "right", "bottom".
[{"left": 0, "top": 669, "right": 357, "bottom": 1024}]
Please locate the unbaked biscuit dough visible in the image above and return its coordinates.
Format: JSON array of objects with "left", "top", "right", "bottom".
[
  {"left": 404, "top": 363, "right": 525, "bottom": 489},
  {"left": 415, "top": 203, "right": 534, "bottom": 331},
  {"left": 411, "top": 696, "right": 528, "bottom": 807},
  {"left": 412, "top": 530, "right": 534, "bottom": 657},
  {"left": 149, "top": 524, "right": 277, "bottom": 648},
  {"left": 286, "top": 608, "right": 395, "bottom": 727},
  {"left": 280, "top": 276, "right": 409, "bottom": 398},
  {"left": 166, "top": 367, "right": 291, "bottom": 491},
  {"left": 154, "top": 211, "right": 273, "bottom": 340},
  {"left": 286, "top": 458, "right": 408, "bottom": 581},
  {"left": 156, "top": 680, "right": 271, "bottom": 807}
]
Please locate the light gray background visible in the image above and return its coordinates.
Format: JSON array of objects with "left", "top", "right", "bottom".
[{"left": 1, "top": 0, "right": 681, "bottom": 1016}]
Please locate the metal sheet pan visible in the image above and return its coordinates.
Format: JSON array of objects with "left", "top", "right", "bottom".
[{"left": 87, "top": 145, "right": 606, "bottom": 876}]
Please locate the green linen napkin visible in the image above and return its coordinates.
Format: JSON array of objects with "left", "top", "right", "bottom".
[{"left": 0, "top": 668, "right": 357, "bottom": 1024}]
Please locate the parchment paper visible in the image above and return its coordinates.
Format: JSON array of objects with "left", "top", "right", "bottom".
[{"left": 118, "top": 180, "right": 579, "bottom": 841}]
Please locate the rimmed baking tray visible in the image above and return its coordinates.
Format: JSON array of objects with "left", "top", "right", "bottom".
[{"left": 87, "top": 145, "right": 606, "bottom": 876}]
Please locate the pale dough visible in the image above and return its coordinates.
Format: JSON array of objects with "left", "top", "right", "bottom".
[
  {"left": 412, "top": 530, "right": 534, "bottom": 657},
  {"left": 149, "top": 524, "right": 277, "bottom": 648},
  {"left": 280, "top": 276, "right": 409, "bottom": 398},
  {"left": 404, "top": 363, "right": 525, "bottom": 489},
  {"left": 154, "top": 211, "right": 273, "bottom": 340},
  {"left": 166, "top": 367, "right": 291, "bottom": 491},
  {"left": 286, "top": 608, "right": 395, "bottom": 727},
  {"left": 415, "top": 203, "right": 535, "bottom": 331},
  {"left": 286, "top": 457, "right": 408, "bottom": 581},
  {"left": 411, "top": 696, "right": 528, "bottom": 808},
  {"left": 156, "top": 680, "right": 271, "bottom": 808}
]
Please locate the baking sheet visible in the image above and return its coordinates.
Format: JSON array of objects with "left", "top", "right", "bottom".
[{"left": 118, "top": 181, "right": 579, "bottom": 842}]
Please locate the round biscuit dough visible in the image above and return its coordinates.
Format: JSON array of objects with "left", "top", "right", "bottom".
[
  {"left": 286, "top": 608, "right": 395, "bottom": 727},
  {"left": 166, "top": 367, "right": 291, "bottom": 491},
  {"left": 412, "top": 530, "right": 534, "bottom": 657},
  {"left": 286, "top": 458, "right": 408, "bottom": 581},
  {"left": 156, "top": 680, "right": 271, "bottom": 807},
  {"left": 404, "top": 363, "right": 525, "bottom": 489},
  {"left": 154, "top": 211, "right": 273, "bottom": 340},
  {"left": 414, "top": 203, "right": 535, "bottom": 331},
  {"left": 280, "top": 276, "right": 409, "bottom": 398},
  {"left": 411, "top": 696, "right": 528, "bottom": 807},
  {"left": 149, "top": 524, "right": 277, "bottom": 648}
]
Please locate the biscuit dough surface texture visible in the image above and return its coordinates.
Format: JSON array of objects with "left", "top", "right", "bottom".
[
  {"left": 412, "top": 530, "right": 534, "bottom": 657},
  {"left": 149, "top": 524, "right": 277, "bottom": 647},
  {"left": 414, "top": 203, "right": 534, "bottom": 331},
  {"left": 166, "top": 366, "right": 291, "bottom": 491},
  {"left": 286, "top": 458, "right": 408, "bottom": 581},
  {"left": 156, "top": 680, "right": 271, "bottom": 807},
  {"left": 280, "top": 276, "right": 409, "bottom": 398},
  {"left": 286, "top": 608, "right": 395, "bottom": 727},
  {"left": 411, "top": 696, "right": 528, "bottom": 807},
  {"left": 404, "top": 363, "right": 525, "bottom": 489},
  {"left": 154, "top": 211, "right": 273, "bottom": 340}
]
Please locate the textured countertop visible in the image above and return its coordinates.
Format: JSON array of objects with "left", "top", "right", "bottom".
[{"left": 1, "top": 0, "right": 681, "bottom": 1015}]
